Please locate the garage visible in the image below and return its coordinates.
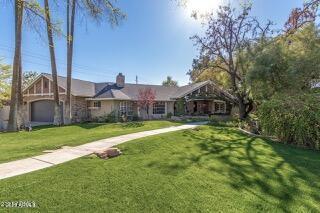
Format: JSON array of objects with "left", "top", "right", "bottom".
[{"left": 31, "top": 100, "right": 63, "bottom": 122}]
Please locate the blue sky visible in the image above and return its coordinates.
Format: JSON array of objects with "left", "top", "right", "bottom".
[{"left": 0, "top": 0, "right": 303, "bottom": 85}]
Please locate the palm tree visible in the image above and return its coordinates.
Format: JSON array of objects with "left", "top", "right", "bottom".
[
  {"left": 7, "top": 0, "right": 24, "bottom": 131},
  {"left": 64, "top": 0, "right": 76, "bottom": 124},
  {"left": 64, "top": 0, "right": 125, "bottom": 124},
  {"left": 44, "top": 0, "right": 62, "bottom": 125}
]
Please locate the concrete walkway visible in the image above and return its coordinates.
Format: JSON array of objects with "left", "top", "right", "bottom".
[{"left": 0, "top": 122, "right": 205, "bottom": 180}]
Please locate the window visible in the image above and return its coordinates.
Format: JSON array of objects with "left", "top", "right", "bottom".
[
  {"left": 44, "top": 81, "right": 48, "bottom": 89},
  {"left": 153, "top": 102, "right": 165, "bottom": 115},
  {"left": 93, "top": 101, "right": 101, "bottom": 108},
  {"left": 119, "top": 101, "right": 133, "bottom": 116},
  {"left": 214, "top": 101, "right": 226, "bottom": 114}
]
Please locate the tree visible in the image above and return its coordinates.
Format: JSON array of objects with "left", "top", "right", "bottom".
[
  {"left": 64, "top": 0, "right": 125, "bottom": 124},
  {"left": 44, "top": 0, "right": 62, "bottom": 126},
  {"left": 7, "top": 0, "right": 24, "bottom": 131},
  {"left": 0, "top": 62, "right": 12, "bottom": 107},
  {"left": 162, "top": 76, "right": 178, "bottom": 87},
  {"left": 137, "top": 88, "right": 156, "bottom": 119},
  {"left": 192, "top": 4, "right": 272, "bottom": 120},
  {"left": 6, "top": 0, "right": 44, "bottom": 131},
  {"left": 247, "top": 24, "right": 320, "bottom": 102},
  {"left": 23, "top": 71, "right": 38, "bottom": 88},
  {"left": 188, "top": 56, "right": 231, "bottom": 89},
  {"left": 285, "top": 0, "right": 319, "bottom": 33}
]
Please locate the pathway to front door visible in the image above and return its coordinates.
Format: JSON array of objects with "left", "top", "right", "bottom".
[{"left": 0, "top": 122, "right": 207, "bottom": 180}]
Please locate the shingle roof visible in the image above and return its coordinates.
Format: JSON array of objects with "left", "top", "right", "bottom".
[
  {"left": 39, "top": 73, "right": 235, "bottom": 101},
  {"left": 171, "top": 81, "right": 210, "bottom": 99},
  {"left": 42, "top": 73, "right": 96, "bottom": 97},
  {"left": 93, "top": 82, "right": 179, "bottom": 101}
]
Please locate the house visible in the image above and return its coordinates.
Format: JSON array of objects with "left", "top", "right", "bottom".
[{"left": 22, "top": 73, "right": 236, "bottom": 123}]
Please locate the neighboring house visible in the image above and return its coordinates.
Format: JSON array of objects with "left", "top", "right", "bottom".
[{"left": 22, "top": 73, "right": 236, "bottom": 123}]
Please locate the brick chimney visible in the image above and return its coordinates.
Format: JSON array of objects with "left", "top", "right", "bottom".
[{"left": 116, "top": 73, "right": 125, "bottom": 87}]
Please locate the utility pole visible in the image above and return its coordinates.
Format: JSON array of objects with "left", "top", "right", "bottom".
[{"left": 135, "top": 75, "right": 138, "bottom": 84}]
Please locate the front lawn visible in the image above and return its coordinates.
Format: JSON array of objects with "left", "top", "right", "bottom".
[
  {"left": 1, "top": 125, "right": 319, "bottom": 212},
  {"left": 0, "top": 121, "right": 181, "bottom": 163}
]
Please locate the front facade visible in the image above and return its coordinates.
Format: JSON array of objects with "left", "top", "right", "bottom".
[{"left": 22, "top": 73, "right": 236, "bottom": 124}]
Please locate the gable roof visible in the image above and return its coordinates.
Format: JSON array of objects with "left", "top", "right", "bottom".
[
  {"left": 26, "top": 73, "right": 235, "bottom": 102},
  {"left": 42, "top": 73, "right": 96, "bottom": 97},
  {"left": 171, "top": 81, "right": 210, "bottom": 99}
]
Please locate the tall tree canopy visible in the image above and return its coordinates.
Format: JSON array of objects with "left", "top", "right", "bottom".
[
  {"left": 162, "top": 76, "right": 178, "bottom": 87},
  {"left": 247, "top": 24, "right": 320, "bottom": 102},
  {"left": 192, "top": 4, "right": 272, "bottom": 119},
  {"left": 285, "top": 0, "right": 320, "bottom": 33},
  {"left": 64, "top": 0, "right": 125, "bottom": 124},
  {"left": 188, "top": 56, "right": 231, "bottom": 89},
  {"left": 0, "top": 62, "right": 12, "bottom": 107}
]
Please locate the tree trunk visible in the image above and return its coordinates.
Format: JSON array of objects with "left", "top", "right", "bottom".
[
  {"left": 238, "top": 97, "right": 246, "bottom": 120},
  {"left": 44, "top": 0, "right": 62, "bottom": 126},
  {"left": 17, "top": 61, "right": 25, "bottom": 128},
  {"left": 237, "top": 95, "right": 254, "bottom": 120},
  {"left": 65, "top": 0, "right": 76, "bottom": 124},
  {"left": 7, "top": 0, "right": 23, "bottom": 132}
]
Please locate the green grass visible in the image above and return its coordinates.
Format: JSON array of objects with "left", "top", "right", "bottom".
[
  {"left": 0, "top": 121, "right": 181, "bottom": 163},
  {"left": 1, "top": 125, "right": 319, "bottom": 212}
]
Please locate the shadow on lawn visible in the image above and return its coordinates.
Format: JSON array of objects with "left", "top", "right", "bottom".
[{"left": 146, "top": 126, "right": 320, "bottom": 211}]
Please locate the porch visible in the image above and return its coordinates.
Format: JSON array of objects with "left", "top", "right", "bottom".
[{"left": 174, "top": 99, "right": 231, "bottom": 116}]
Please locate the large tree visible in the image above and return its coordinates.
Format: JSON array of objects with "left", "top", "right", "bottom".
[
  {"left": 188, "top": 56, "right": 231, "bottom": 89},
  {"left": 44, "top": 0, "right": 62, "bottom": 125},
  {"left": 23, "top": 71, "right": 38, "bottom": 89},
  {"left": 0, "top": 62, "right": 11, "bottom": 107},
  {"left": 6, "top": 0, "right": 44, "bottom": 131},
  {"left": 162, "top": 76, "right": 178, "bottom": 87},
  {"left": 7, "top": 0, "right": 24, "bottom": 131},
  {"left": 285, "top": 0, "right": 319, "bottom": 33},
  {"left": 64, "top": 0, "right": 125, "bottom": 124},
  {"left": 192, "top": 5, "right": 272, "bottom": 120},
  {"left": 248, "top": 24, "right": 320, "bottom": 102}
]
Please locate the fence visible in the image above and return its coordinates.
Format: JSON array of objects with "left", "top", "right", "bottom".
[{"left": 0, "top": 106, "right": 10, "bottom": 130}]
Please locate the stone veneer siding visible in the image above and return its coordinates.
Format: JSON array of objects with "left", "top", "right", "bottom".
[
  {"left": 23, "top": 94, "right": 88, "bottom": 123},
  {"left": 71, "top": 96, "right": 88, "bottom": 122}
]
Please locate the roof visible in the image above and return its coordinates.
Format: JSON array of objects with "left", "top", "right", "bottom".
[
  {"left": 171, "top": 81, "right": 210, "bottom": 99},
  {"left": 29, "top": 73, "right": 235, "bottom": 101},
  {"left": 93, "top": 82, "right": 179, "bottom": 101},
  {"left": 42, "top": 73, "right": 96, "bottom": 97}
]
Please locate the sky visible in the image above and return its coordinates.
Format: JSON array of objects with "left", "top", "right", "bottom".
[{"left": 0, "top": 0, "right": 304, "bottom": 85}]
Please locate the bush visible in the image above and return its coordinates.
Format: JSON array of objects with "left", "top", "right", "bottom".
[
  {"left": 208, "top": 117, "right": 239, "bottom": 127},
  {"left": 258, "top": 93, "right": 320, "bottom": 150},
  {"left": 166, "top": 112, "right": 173, "bottom": 119},
  {"left": 96, "top": 111, "right": 119, "bottom": 123},
  {"left": 132, "top": 113, "right": 140, "bottom": 121}
]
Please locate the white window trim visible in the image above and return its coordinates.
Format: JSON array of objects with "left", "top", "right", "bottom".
[
  {"left": 214, "top": 101, "right": 226, "bottom": 114},
  {"left": 153, "top": 102, "right": 166, "bottom": 115}
]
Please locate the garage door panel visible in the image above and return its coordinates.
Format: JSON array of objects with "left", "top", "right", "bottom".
[{"left": 31, "top": 100, "right": 55, "bottom": 122}]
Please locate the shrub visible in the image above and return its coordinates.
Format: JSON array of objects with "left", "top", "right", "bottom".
[
  {"left": 258, "top": 93, "right": 320, "bottom": 150},
  {"left": 175, "top": 99, "right": 185, "bottom": 116},
  {"left": 208, "top": 117, "right": 239, "bottom": 128},
  {"left": 132, "top": 113, "right": 140, "bottom": 121},
  {"left": 96, "top": 111, "right": 119, "bottom": 123},
  {"left": 166, "top": 112, "right": 173, "bottom": 119}
]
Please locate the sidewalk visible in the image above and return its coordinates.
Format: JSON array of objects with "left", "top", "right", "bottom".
[{"left": 0, "top": 122, "right": 205, "bottom": 180}]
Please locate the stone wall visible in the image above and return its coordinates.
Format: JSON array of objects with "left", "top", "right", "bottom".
[
  {"left": 71, "top": 96, "right": 88, "bottom": 122},
  {"left": 23, "top": 94, "right": 88, "bottom": 123}
]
